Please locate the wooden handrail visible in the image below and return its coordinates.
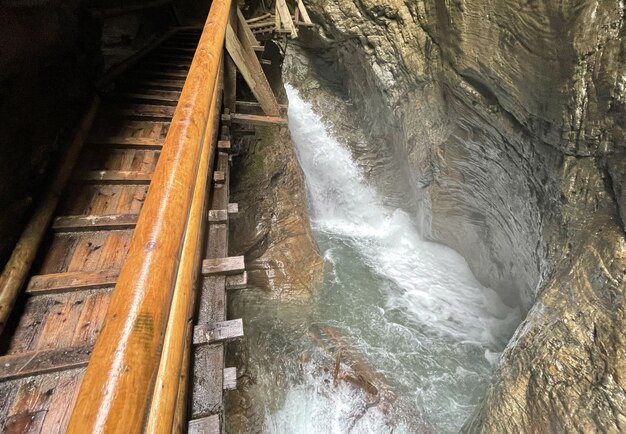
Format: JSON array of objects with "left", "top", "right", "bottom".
[
  {"left": 0, "top": 97, "right": 99, "bottom": 334},
  {"left": 66, "top": 0, "right": 232, "bottom": 431},
  {"left": 145, "top": 62, "right": 222, "bottom": 434}
]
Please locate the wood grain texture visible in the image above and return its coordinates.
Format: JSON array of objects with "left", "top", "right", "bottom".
[
  {"left": 65, "top": 2, "right": 233, "bottom": 431},
  {"left": 0, "top": 97, "right": 100, "bottom": 333}
]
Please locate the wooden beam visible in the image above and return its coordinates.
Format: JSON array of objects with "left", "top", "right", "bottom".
[
  {"left": 208, "top": 209, "right": 228, "bottom": 223},
  {"left": 112, "top": 104, "right": 176, "bottom": 120},
  {"left": 0, "top": 97, "right": 99, "bottom": 334},
  {"left": 201, "top": 256, "right": 245, "bottom": 275},
  {"left": 222, "top": 113, "right": 288, "bottom": 126},
  {"left": 297, "top": 0, "right": 313, "bottom": 24},
  {"left": 129, "top": 79, "right": 186, "bottom": 91},
  {"left": 77, "top": 170, "right": 152, "bottom": 184},
  {"left": 246, "top": 12, "right": 272, "bottom": 23},
  {"left": 52, "top": 214, "right": 139, "bottom": 232},
  {"left": 217, "top": 140, "right": 231, "bottom": 152},
  {"left": 65, "top": 0, "right": 232, "bottom": 431},
  {"left": 223, "top": 367, "right": 237, "bottom": 390},
  {"left": 89, "top": 136, "right": 164, "bottom": 150},
  {"left": 237, "top": 7, "right": 260, "bottom": 47},
  {"left": 192, "top": 319, "right": 244, "bottom": 344},
  {"left": 145, "top": 72, "right": 222, "bottom": 434},
  {"left": 276, "top": 0, "right": 297, "bottom": 38},
  {"left": 0, "top": 346, "right": 92, "bottom": 381},
  {"left": 236, "top": 100, "right": 287, "bottom": 111},
  {"left": 225, "top": 24, "right": 280, "bottom": 116},
  {"left": 225, "top": 272, "right": 247, "bottom": 290},
  {"left": 188, "top": 415, "right": 220, "bottom": 434},
  {"left": 213, "top": 171, "right": 225, "bottom": 184},
  {"left": 110, "top": 91, "right": 180, "bottom": 105},
  {"left": 26, "top": 269, "right": 119, "bottom": 296}
]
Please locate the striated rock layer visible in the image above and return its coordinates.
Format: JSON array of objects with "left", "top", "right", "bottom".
[{"left": 292, "top": 0, "right": 626, "bottom": 431}]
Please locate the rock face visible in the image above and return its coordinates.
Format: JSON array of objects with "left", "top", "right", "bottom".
[
  {"left": 229, "top": 124, "right": 323, "bottom": 298},
  {"left": 292, "top": 0, "right": 626, "bottom": 431}
]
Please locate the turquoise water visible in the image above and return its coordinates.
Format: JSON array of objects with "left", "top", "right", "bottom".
[{"left": 230, "top": 85, "right": 521, "bottom": 433}]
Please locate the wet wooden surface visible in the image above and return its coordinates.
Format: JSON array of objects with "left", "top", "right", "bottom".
[{"left": 0, "top": 29, "right": 201, "bottom": 433}]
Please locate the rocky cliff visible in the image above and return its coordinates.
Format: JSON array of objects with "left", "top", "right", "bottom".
[{"left": 293, "top": 0, "right": 626, "bottom": 431}]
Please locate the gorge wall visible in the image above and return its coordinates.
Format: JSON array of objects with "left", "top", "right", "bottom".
[{"left": 293, "top": 0, "right": 626, "bottom": 431}]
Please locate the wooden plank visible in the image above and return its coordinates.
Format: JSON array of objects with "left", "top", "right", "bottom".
[
  {"left": 222, "top": 112, "right": 287, "bottom": 126},
  {"left": 276, "top": 0, "right": 297, "bottom": 38},
  {"left": 297, "top": 0, "right": 313, "bottom": 24},
  {"left": 5, "top": 411, "right": 47, "bottom": 433},
  {"left": 227, "top": 203, "right": 238, "bottom": 213},
  {"left": 217, "top": 140, "right": 231, "bottom": 152},
  {"left": 208, "top": 209, "right": 228, "bottom": 223},
  {"left": 192, "top": 319, "right": 244, "bottom": 344},
  {"left": 223, "top": 367, "right": 237, "bottom": 390},
  {"left": 236, "top": 100, "right": 287, "bottom": 111},
  {"left": 130, "top": 78, "right": 186, "bottom": 89},
  {"left": 224, "top": 24, "right": 280, "bottom": 116},
  {"left": 0, "top": 97, "right": 100, "bottom": 334},
  {"left": 113, "top": 104, "right": 177, "bottom": 120},
  {"left": 225, "top": 272, "right": 247, "bottom": 290},
  {"left": 52, "top": 214, "right": 139, "bottom": 232},
  {"left": 249, "top": 20, "right": 277, "bottom": 29},
  {"left": 26, "top": 269, "right": 118, "bottom": 295},
  {"left": 188, "top": 415, "right": 220, "bottom": 434},
  {"left": 89, "top": 136, "right": 164, "bottom": 149},
  {"left": 133, "top": 69, "right": 190, "bottom": 80},
  {"left": 145, "top": 75, "right": 222, "bottom": 434},
  {"left": 213, "top": 171, "right": 225, "bottom": 184},
  {"left": 246, "top": 12, "right": 272, "bottom": 23},
  {"left": 208, "top": 319, "right": 244, "bottom": 343},
  {"left": 0, "top": 346, "right": 92, "bottom": 381},
  {"left": 109, "top": 91, "right": 179, "bottom": 105},
  {"left": 77, "top": 170, "right": 152, "bottom": 184},
  {"left": 201, "top": 256, "right": 244, "bottom": 275},
  {"left": 237, "top": 7, "right": 260, "bottom": 47}
]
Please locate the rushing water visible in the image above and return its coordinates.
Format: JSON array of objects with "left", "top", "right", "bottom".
[{"left": 230, "top": 85, "right": 521, "bottom": 433}]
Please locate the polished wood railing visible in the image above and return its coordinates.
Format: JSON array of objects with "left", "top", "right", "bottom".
[{"left": 66, "top": 0, "right": 232, "bottom": 431}]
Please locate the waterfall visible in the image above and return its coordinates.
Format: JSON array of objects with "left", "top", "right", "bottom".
[{"left": 249, "top": 85, "right": 521, "bottom": 433}]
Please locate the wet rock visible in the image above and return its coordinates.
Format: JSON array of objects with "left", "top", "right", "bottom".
[
  {"left": 229, "top": 125, "right": 323, "bottom": 299},
  {"left": 292, "top": 0, "right": 626, "bottom": 430}
]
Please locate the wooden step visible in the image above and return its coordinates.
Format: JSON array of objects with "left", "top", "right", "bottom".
[
  {"left": 77, "top": 170, "right": 152, "bottom": 184},
  {"left": 201, "top": 256, "right": 245, "bottom": 276},
  {"left": 133, "top": 69, "right": 189, "bottom": 80},
  {"left": 127, "top": 78, "right": 186, "bottom": 91},
  {"left": 158, "top": 46, "right": 197, "bottom": 54},
  {"left": 107, "top": 92, "right": 179, "bottom": 105},
  {"left": 142, "top": 60, "right": 191, "bottom": 70},
  {"left": 52, "top": 214, "right": 139, "bottom": 232},
  {"left": 102, "top": 103, "right": 176, "bottom": 121},
  {"left": 222, "top": 113, "right": 288, "bottom": 126},
  {"left": 26, "top": 269, "right": 119, "bottom": 295},
  {"left": 0, "top": 345, "right": 92, "bottom": 381},
  {"left": 89, "top": 136, "right": 164, "bottom": 150}
]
